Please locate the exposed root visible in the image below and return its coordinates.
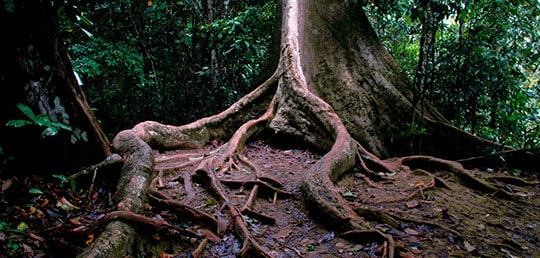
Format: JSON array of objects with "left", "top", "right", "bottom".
[
  {"left": 98, "top": 210, "right": 202, "bottom": 238},
  {"left": 89, "top": 125, "right": 536, "bottom": 257},
  {"left": 355, "top": 173, "right": 384, "bottom": 189},
  {"left": 139, "top": 102, "right": 292, "bottom": 257},
  {"left": 128, "top": 68, "right": 279, "bottom": 150},
  {"left": 74, "top": 0, "right": 540, "bottom": 257},
  {"left": 194, "top": 168, "right": 273, "bottom": 257},
  {"left": 356, "top": 141, "right": 398, "bottom": 176},
  {"left": 192, "top": 238, "right": 208, "bottom": 258},
  {"left": 486, "top": 175, "right": 538, "bottom": 186},
  {"left": 78, "top": 130, "right": 154, "bottom": 258},
  {"left": 400, "top": 155, "right": 517, "bottom": 199},
  {"left": 148, "top": 178, "right": 219, "bottom": 230},
  {"left": 183, "top": 171, "right": 196, "bottom": 202},
  {"left": 146, "top": 108, "right": 284, "bottom": 255},
  {"left": 156, "top": 152, "right": 206, "bottom": 163},
  {"left": 220, "top": 178, "right": 294, "bottom": 198},
  {"left": 158, "top": 158, "right": 205, "bottom": 174},
  {"left": 68, "top": 154, "right": 124, "bottom": 180},
  {"left": 351, "top": 207, "right": 400, "bottom": 228},
  {"left": 385, "top": 212, "right": 462, "bottom": 238}
]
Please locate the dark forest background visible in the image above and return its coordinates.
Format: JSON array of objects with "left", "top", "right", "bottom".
[{"left": 2, "top": 0, "right": 538, "bottom": 168}]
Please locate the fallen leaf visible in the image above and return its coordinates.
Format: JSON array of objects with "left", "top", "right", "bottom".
[
  {"left": 463, "top": 240, "right": 476, "bottom": 252},
  {"left": 515, "top": 192, "right": 528, "bottom": 198},
  {"left": 319, "top": 231, "right": 335, "bottom": 243},
  {"left": 27, "top": 233, "right": 44, "bottom": 242},
  {"left": 86, "top": 234, "right": 94, "bottom": 246},
  {"left": 406, "top": 200, "right": 419, "bottom": 208},
  {"left": 348, "top": 244, "right": 363, "bottom": 252},
  {"left": 17, "top": 222, "right": 29, "bottom": 232},
  {"left": 21, "top": 243, "right": 34, "bottom": 257},
  {"left": 69, "top": 217, "right": 82, "bottom": 226},
  {"left": 477, "top": 224, "right": 485, "bottom": 231},
  {"left": 410, "top": 247, "right": 423, "bottom": 255},
  {"left": 205, "top": 198, "right": 217, "bottom": 206},
  {"left": 29, "top": 188, "right": 43, "bottom": 195},
  {"left": 335, "top": 242, "right": 347, "bottom": 249},
  {"left": 160, "top": 251, "right": 175, "bottom": 258},
  {"left": 57, "top": 197, "right": 80, "bottom": 211},
  {"left": 273, "top": 228, "right": 294, "bottom": 240},
  {"left": 1, "top": 179, "right": 12, "bottom": 191},
  {"left": 216, "top": 212, "right": 228, "bottom": 235},
  {"left": 404, "top": 228, "right": 421, "bottom": 236},
  {"left": 202, "top": 229, "right": 221, "bottom": 243},
  {"left": 40, "top": 198, "right": 49, "bottom": 207},
  {"left": 399, "top": 251, "right": 417, "bottom": 258}
]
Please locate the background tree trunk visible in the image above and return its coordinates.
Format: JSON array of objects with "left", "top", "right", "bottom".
[{"left": 0, "top": 1, "right": 109, "bottom": 174}]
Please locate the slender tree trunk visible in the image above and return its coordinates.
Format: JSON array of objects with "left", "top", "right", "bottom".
[{"left": 412, "top": 0, "right": 443, "bottom": 153}]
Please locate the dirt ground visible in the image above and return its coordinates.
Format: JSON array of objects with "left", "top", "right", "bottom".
[
  {"left": 147, "top": 140, "right": 540, "bottom": 258},
  {"left": 0, "top": 140, "right": 538, "bottom": 257}
]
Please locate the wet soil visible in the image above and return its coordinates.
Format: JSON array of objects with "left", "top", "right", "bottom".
[
  {"left": 0, "top": 140, "right": 538, "bottom": 257},
  {"left": 148, "top": 140, "right": 540, "bottom": 258}
]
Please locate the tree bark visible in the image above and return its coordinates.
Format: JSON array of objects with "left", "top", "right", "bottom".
[
  {"left": 296, "top": 0, "right": 503, "bottom": 159},
  {"left": 82, "top": 0, "right": 535, "bottom": 257},
  {"left": 0, "top": 1, "right": 110, "bottom": 174}
]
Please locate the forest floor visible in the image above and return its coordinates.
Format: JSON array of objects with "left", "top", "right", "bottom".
[{"left": 0, "top": 140, "right": 538, "bottom": 257}]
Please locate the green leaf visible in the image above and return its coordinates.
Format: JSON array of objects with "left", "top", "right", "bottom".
[
  {"left": 6, "top": 119, "right": 33, "bottom": 128},
  {"left": 0, "top": 221, "right": 10, "bottom": 231},
  {"left": 16, "top": 222, "right": 28, "bottom": 232},
  {"left": 53, "top": 174, "right": 68, "bottom": 184},
  {"left": 80, "top": 131, "right": 88, "bottom": 142},
  {"left": 7, "top": 239, "right": 19, "bottom": 251},
  {"left": 50, "top": 121, "right": 72, "bottom": 131},
  {"left": 78, "top": 15, "right": 94, "bottom": 26},
  {"left": 53, "top": 175, "right": 69, "bottom": 188},
  {"left": 34, "top": 114, "right": 51, "bottom": 127},
  {"left": 29, "top": 188, "right": 43, "bottom": 195},
  {"left": 307, "top": 243, "right": 317, "bottom": 252},
  {"left": 16, "top": 103, "right": 36, "bottom": 120},
  {"left": 81, "top": 28, "right": 94, "bottom": 38},
  {"left": 41, "top": 127, "right": 58, "bottom": 138},
  {"left": 70, "top": 180, "right": 77, "bottom": 192}
]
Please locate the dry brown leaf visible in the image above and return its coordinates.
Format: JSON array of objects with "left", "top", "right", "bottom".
[
  {"left": 406, "top": 200, "right": 419, "bottom": 208},
  {"left": 273, "top": 228, "right": 294, "bottom": 240},
  {"left": 404, "top": 228, "right": 422, "bottom": 236}
]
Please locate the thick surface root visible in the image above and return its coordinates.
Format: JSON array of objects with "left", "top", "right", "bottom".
[
  {"left": 145, "top": 139, "right": 539, "bottom": 258},
  {"left": 80, "top": 130, "right": 539, "bottom": 258},
  {"left": 78, "top": 0, "right": 539, "bottom": 256}
]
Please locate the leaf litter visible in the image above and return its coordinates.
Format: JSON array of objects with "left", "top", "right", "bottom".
[{"left": 0, "top": 140, "right": 538, "bottom": 257}]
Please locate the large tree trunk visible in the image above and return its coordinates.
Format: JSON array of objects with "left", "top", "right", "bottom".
[
  {"left": 296, "top": 0, "right": 504, "bottom": 159},
  {"left": 0, "top": 1, "right": 110, "bottom": 174},
  {"left": 82, "top": 0, "right": 538, "bottom": 257}
]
